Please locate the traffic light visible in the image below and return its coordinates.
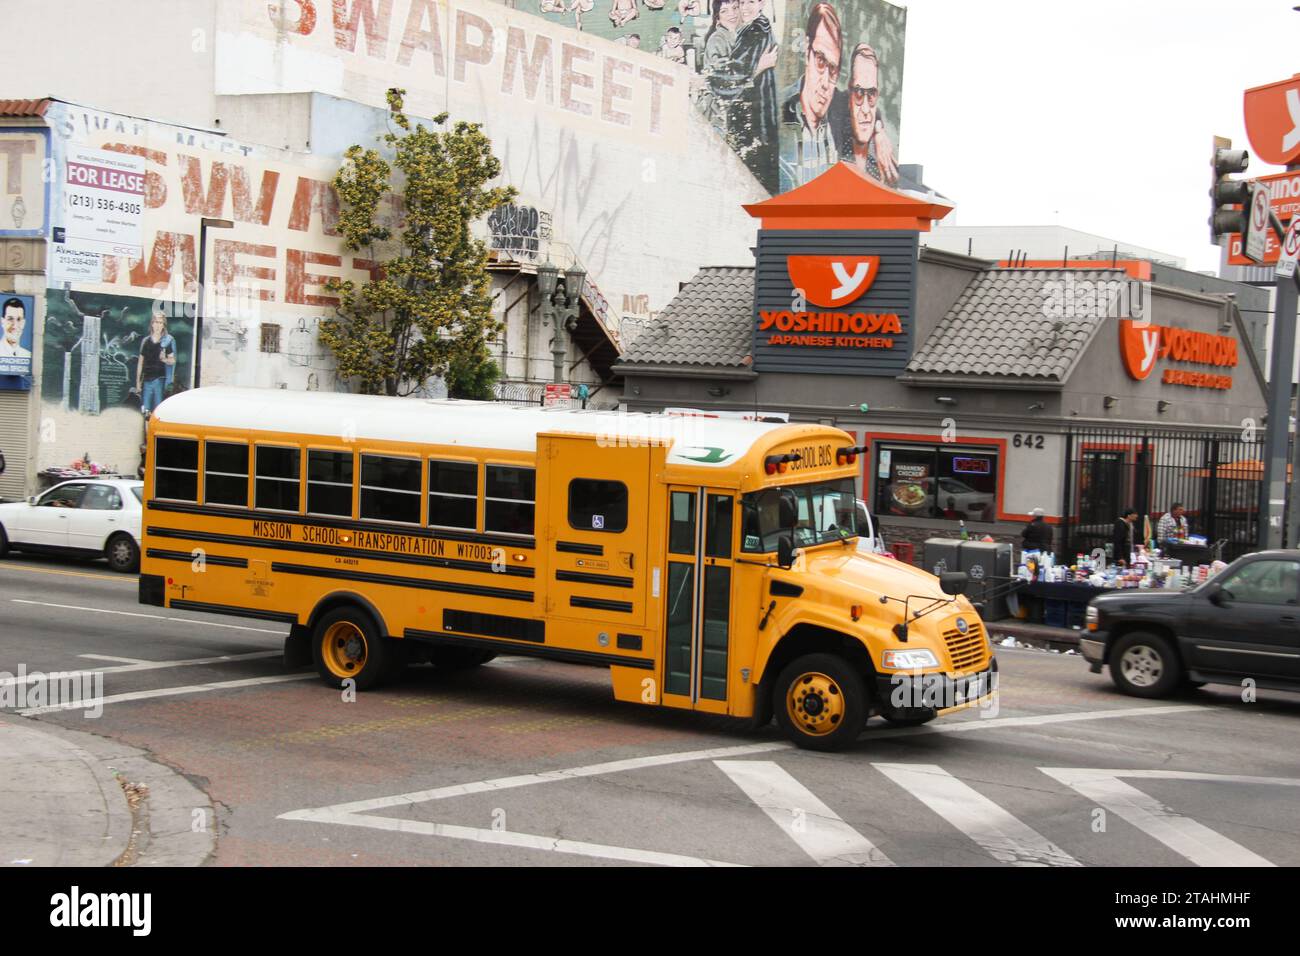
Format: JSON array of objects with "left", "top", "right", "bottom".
[{"left": 1210, "top": 136, "right": 1251, "bottom": 243}]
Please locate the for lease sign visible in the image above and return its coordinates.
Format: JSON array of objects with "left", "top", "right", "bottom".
[{"left": 58, "top": 145, "right": 145, "bottom": 259}]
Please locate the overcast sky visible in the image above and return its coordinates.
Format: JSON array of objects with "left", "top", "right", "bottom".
[{"left": 900, "top": 0, "right": 1297, "bottom": 272}]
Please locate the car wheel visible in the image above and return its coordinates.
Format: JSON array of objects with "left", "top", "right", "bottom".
[
  {"left": 1110, "top": 631, "right": 1181, "bottom": 698},
  {"left": 0, "top": 524, "right": 9, "bottom": 558},
  {"left": 773, "top": 653, "right": 868, "bottom": 752},
  {"left": 311, "top": 606, "right": 395, "bottom": 691},
  {"left": 105, "top": 533, "right": 139, "bottom": 573}
]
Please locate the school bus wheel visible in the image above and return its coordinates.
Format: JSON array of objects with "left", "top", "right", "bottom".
[
  {"left": 773, "top": 653, "right": 868, "bottom": 752},
  {"left": 311, "top": 607, "right": 393, "bottom": 690}
]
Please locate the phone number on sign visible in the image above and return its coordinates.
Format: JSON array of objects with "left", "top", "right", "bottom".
[{"left": 67, "top": 194, "right": 142, "bottom": 216}]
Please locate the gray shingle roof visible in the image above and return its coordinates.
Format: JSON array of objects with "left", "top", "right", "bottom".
[
  {"left": 906, "top": 268, "right": 1121, "bottom": 382},
  {"left": 618, "top": 266, "right": 754, "bottom": 368}
]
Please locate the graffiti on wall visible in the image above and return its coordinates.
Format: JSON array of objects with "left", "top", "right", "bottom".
[
  {"left": 487, "top": 203, "right": 553, "bottom": 260},
  {"left": 42, "top": 289, "right": 194, "bottom": 418}
]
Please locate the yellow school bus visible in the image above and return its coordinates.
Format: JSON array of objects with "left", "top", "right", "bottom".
[{"left": 139, "top": 387, "right": 995, "bottom": 750}]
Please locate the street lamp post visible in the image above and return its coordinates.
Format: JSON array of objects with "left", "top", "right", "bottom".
[
  {"left": 536, "top": 261, "right": 586, "bottom": 385},
  {"left": 194, "top": 217, "right": 234, "bottom": 388}
]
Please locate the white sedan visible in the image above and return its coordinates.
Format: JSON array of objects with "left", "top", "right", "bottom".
[{"left": 0, "top": 478, "right": 144, "bottom": 573}]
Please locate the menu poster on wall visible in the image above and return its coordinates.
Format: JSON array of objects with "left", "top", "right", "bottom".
[{"left": 51, "top": 145, "right": 146, "bottom": 280}]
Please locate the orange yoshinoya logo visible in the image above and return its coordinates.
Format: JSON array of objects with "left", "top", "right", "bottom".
[
  {"left": 787, "top": 255, "right": 880, "bottom": 308},
  {"left": 1120, "top": 319, "right": 1239, "bottom": 388},
  {"left": 1119, "top": 319, "right": 1162, "bottom": 381},
  {"left": 1244, "top": 76, "right": 1300, "bottom": 167}
]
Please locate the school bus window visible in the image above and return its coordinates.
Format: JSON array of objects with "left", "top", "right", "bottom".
[
  {"left": 360, "top": 454, "right": 421, "bottom": 525},
  {"left": 203, "top": 441, "right": 248, "bottom": 507},
  {"left": 700, "top": 564, "right": 730, "bottom": 700},
  {"left": 428, "top": 459, "right": 477, "bottom": 530},
  {"left": 741, "top": 479, "right": 858, "bottom": 552},
  {"left": 705, "top": 494, "right": 733, "bottom": 557},
  {"left": 669, "top": 491, "right": 696, "bottom": 554},
  {"left": 568, "top": 479, "right": 627, "bottom": 533},
  {"left": 484, "top": 465, "right": 534, "bottom": 536},
  {"left": 664, "top": 563, "right": 694, "bottom": 696},
  {"left": 155, "top": 437, "right": 198, "bottom": 501},
  {"left": 255, "top": 445, "right": 301, "bottom": 512},
  {"left": 307, "top": 449, "right": 354, "bottom": 518}
]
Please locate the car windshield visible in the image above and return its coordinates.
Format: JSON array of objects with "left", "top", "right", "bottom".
[{"left": 741, "top": 478, "right": 858, "bottom": 552}]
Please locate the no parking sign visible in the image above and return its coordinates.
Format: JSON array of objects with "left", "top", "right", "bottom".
[{"left": 1276, "top": 218, "right": 1300, "bottom": 278}]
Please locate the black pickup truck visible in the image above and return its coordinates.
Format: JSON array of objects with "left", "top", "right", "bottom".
[{"left": 1080, "top": 550, "right": 1300, "bottom": 698}]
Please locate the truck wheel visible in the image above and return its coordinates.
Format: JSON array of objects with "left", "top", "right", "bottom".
[
  {"left": 312, "top": 607, "right": 394, "bottom": 690},
  {"left": 1110, "top": 631, "right": 1181, "bottom": 699},
  {"left": 106, "top": 533, "right": 139, "bottom": 573},
  {"left": 773, "top": 653, "right": 868, "bottom": 752}
]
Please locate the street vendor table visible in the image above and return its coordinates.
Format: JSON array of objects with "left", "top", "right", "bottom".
[{"left": 1006, "top": 580, "right": 1110, "bottom": 627}]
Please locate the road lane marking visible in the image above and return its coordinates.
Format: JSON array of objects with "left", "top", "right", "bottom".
[
  {"left": 0, "top": 563, "right": 130, "bottom": 583},
  {"left": 290, "top": 741, "right": 793, "bottom": 816},
  {"left": 868, "top": 703, "right": 1204, "bottom": 739},
  {"left": 714, "top": 760, "right": 892, "bottom": 866},
  {"left": 291, "top": 810, "right": 743, "bottom": 867},
  {"left": 17, "top": 672, "right": 315, "bottom": 715},
  {"left": 79, "top": 654, "right": 148, "bottom": 664},
  {"left": 874, "top": 763, "right": 1081, "bottom": 867},
  {"left": 0, "top": 651, "right": 281, "bottom": 689},
  {"left": 1041, "top": 768, "right": 1300, "bottom": 867},
  {"left": 10, "top": 599, "right": 283, "bottom": 633}
]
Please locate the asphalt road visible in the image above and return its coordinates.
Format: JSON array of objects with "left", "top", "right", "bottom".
[{"left": 2, "top": 554, "right": 1299, "bottom": 867}]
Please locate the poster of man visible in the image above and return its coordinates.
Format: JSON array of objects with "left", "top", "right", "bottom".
[
  {"left": 777, "top": 0, "right": 905, "bottom": 193},
  {"left": 0, "top": 295, "right": 35, "bottom": 378},
  {"left": 41, "top": 290, "right": 193, "bottom": 418}
]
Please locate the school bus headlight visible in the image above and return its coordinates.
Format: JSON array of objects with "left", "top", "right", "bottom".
[{"left": 882, "top": 649, "right": 939, "bottom": 670}]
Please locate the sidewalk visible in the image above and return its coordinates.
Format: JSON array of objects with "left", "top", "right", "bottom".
[
  {"left": 0, "top": 713, "right": 214, "bottom": 867},
  {"left": 984, "top": 618, "right": 1083, "bottom": 652}
]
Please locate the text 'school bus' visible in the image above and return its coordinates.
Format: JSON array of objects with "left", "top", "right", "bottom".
[{"left": 139, "top": 387, "right": 995, "bottom": 751}]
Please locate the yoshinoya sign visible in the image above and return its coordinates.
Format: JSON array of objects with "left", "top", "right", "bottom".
[
  {"left": 1227, "top": 168, "right": 1300, "bottom": 266},
  {"left": 752, "top": 230, "right": 917, "bottom": 375},
  {"left": 1118, "top": 319, "right": 1239, "bottom": 390}
]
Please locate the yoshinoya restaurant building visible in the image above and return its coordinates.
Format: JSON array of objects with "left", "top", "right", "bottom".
[{"left": 616, "top": 164, "right": 1273, "bottom": 562}]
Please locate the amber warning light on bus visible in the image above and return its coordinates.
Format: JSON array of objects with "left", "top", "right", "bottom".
[
  {"left": 764, "top": 453, "right": 803, "bottom": 475},
  {"left": 836, "top": 445, "right": 868, "bottom": 466}
]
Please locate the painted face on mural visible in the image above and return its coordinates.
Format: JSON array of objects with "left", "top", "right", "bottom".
[
  {"left": 718, "top": 0, "right": 740, "bottom": 30},
  {"left": 804, "top": 20, "right": 841, "bottom": 125},
  {"left": 150, "top": 313, "right": 167, "bottom": 339},
  {"left": 2, "top": 301, "right": 24, "bottom": 348},
  {"left": 739, "top": 0, "right": 764, "bottom": 26},
  {"left": 850, "top": 52, "right": 880, "bottom": 146}
]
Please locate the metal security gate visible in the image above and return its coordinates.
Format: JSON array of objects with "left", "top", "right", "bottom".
[{"left": 1061, "top": 426, "right": 1270, "bottom": 563}]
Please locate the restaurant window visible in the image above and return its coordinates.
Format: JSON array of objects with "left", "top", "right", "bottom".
[
  {"left": 874, "top": 444, "right": 998, "bottom": 521},
  {"left": 307, "top": 450, "right": 354, "bottom": 517},
  {"left": 155, "top": 437, "right": 199, "bottom": 502},
  {"left": 204, "top": 441, "right": 249, "bottom": 507},
  {"left": 429, "top": 460, "right": 478, "bottom": 530},
  {"left": 484, "top": 465, "right": 535, "bottom": 536},
  {"left": 568, "top": 479, "right": 628, "bottom": 533},
  {"left": 360, "top": 454, "right": 421, "bottom": 524},
  {"left": 255, "top": 445, "right": 301, "bottom": 512}
]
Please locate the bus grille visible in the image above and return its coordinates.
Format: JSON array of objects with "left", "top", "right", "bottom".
[{"left": 942, "top": 622, "right": 989, "bottom": 673}]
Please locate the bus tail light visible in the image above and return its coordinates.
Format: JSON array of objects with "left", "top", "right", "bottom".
[
  {"left": 837, "top": 445, "right": 867, "bottom": 466},
  {"left": 764, "top": 453, "right": 803, "bottom": 475}
]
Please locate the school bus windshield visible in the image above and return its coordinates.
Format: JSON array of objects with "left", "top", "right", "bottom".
[{"left": 740, "top": 478, "right": 859, "bottom": 552}]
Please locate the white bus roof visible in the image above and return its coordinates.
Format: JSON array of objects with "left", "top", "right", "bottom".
[{"left": 153, "top": 387, "right": 797, "bottom": 468}]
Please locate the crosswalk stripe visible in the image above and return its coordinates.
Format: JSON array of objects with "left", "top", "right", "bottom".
[
  {"left": 875, "top": 763, "right": 1081, "bottom": 867},
  {"left": 1041, "top": 768, "right": 1280, "bottom": 867},
  {"left": 714, "top": 760, "right": 893, "bottom": 866}
]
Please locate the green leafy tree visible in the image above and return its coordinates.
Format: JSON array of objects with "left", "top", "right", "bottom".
[{"left": 321, "top": 88, "right": 516, "bottom": 396}]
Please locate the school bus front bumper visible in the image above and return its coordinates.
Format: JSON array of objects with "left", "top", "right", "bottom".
[{"left": 873, "top": 659, "right": 999, "bottom": 714}]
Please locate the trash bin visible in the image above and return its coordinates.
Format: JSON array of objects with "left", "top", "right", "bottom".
[
  {"left": 891, "top": 541, "right": 915, "bottom": 565},
  {"left": 958, "top": 540, "right": 1013, "bottom": 621},
  {"left": 922, "top": 538, "right": 964, "bottom": 578}
]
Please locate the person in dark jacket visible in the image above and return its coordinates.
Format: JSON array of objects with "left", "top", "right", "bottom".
[
  {"left": 1111, "top": 508, "right": 1138, "bottom": 565},
  {"left": 725, "top": 0, "right": 780, "bottom": 184},
  {"left": 1021, "top": 507, "right": 1053, "bottom": 552}
]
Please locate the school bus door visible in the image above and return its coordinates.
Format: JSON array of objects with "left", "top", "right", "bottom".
[
  {"left": 542, "top": 436, "right": 650, "bottom": 627},
  {"left": 662, "top": 486, "right": 736, "bottom": 714}
]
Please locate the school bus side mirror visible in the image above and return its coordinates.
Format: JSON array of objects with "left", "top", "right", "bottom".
[
  {"left": 777, "top": 535, "right": 795, "bottom": 570},
  {"left": 939, "top": 571, "right": 969, "bottom": 596}
]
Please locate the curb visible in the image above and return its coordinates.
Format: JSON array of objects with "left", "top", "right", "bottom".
[
  {"left": 985, "top": 620, "right": 1083, "bottom": 653},
  {"left": 0, "top": 713, "right": 214, "bottom": 867}
]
